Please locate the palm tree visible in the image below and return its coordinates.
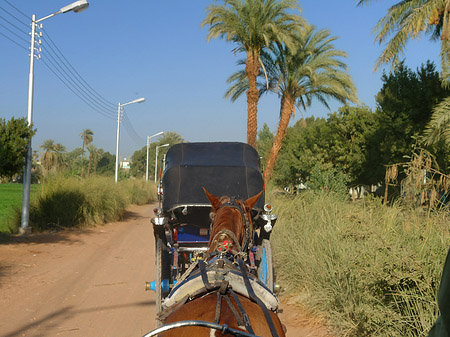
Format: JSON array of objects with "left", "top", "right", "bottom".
[
  {"left": 53, "top": 143, "right": 66, "bottom": 171},
  {"left": 357, "top": 0, "right": 450, "bottom": 77},
  {"left": 202, "top": 0, "right": 303, "bottom": 148},
  {"left": 228, "top": 25, "right": 357, "bottom": 183},
  {"left": 79, "top": 129, "right": 94, "bottom": 154},
  {"left": 86, "top": 144, "right": 98, "bottom": 176},
  {"left": 40, "top": 140, "right": 66, "bottom": 173},
  {"left": 40, "top": 139, "right": 56, "bottom": 172},
  {"left": 357, "top": 1, "right": 450, "bottom": 146}
]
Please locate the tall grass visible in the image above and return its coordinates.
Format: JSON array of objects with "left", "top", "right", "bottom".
[
  {"left": 12, "top": 175, "right": 156, "bottom": 231},
  {"left": 270, "top": 191, "right": 449, "bottom": 336}
]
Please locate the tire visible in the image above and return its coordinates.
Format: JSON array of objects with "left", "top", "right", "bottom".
[{"left": 257, "top": 239, "right": 274, "bottom": 291}]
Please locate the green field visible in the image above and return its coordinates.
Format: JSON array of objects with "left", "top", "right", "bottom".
[{"left": 0, "top": 184, "right": 38, "bottom": 233}]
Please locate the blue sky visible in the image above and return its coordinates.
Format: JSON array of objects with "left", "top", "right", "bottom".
[{"left": 0, "top": 0, "right": 442, "bottom": 159}]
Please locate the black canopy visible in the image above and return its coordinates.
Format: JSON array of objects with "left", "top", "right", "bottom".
[{"left": 162, "top": 142, "right": 264, "bottom": 212}]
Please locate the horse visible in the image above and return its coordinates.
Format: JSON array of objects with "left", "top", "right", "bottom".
[{"left": 152, "top": 188, "right": 286, "bottom": 337}]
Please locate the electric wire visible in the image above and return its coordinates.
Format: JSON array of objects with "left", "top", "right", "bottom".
[
  {"left": 3, "top": 0, "right": 29, "bottom": 21},
  {"left": 0, "top": 5, "right": 28, "bottom": 28},
  {"left": 124, "top": 115, "right": 144, "bottom": 143},
  {"left": 41, "top": 58, "right": 116, "bottom": 121},
  {"left": 41, "top": 47, "right": 116, "bottom": 117},
  {"left": 0, "top": 29, "right": 26, "bottom": 50},
  {"left": 40, "top": 44, "right": 117, "bottom": 117},
  {"left": 1, "top": 0, "right": 145, "bottom": 150},
  {"left": 123, "top": 117, "right": 144, "bottom": 145},
  {"left": 40, "top": 31, "right": 117, "bottom": 116},
  {"left": 0, "top": 21, "right": 28, "bottom": 43},
  {"left": 0, "top": 12, "right": 27, "bottom": 35},
  {"left": 42, "top": 28, "right": 117, "bottom": 109},
  {"left": 123, "top": 114, "right": 145, "bottom": 145}
]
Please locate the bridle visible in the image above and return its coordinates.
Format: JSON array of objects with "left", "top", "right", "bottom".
[{"left": 210, "top": 197, "right": 253, "bottom": 255}]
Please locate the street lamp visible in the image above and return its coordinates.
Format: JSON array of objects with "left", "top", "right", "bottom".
[
  {"left": 115, "top": 97, "right": 145, "bottom": 183},
  {"left": 146, "top": 132, "right": 164, "bottom": 182},
  {"left": 20, "top": 0, "right": 90, "bottom": 235},
  {"left": 155, "top": 144, "right": 170, "bottom": 183}
]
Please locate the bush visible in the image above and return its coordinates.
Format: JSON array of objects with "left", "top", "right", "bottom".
[
  {"left": 308, "top": 164, "right": 349, "bottom": 196},
  {"left": 271, "top": 191, "right": 449, "bottom": 336},
  {"left": 14, "top": 175, "right": 156, "bottom": 231}
]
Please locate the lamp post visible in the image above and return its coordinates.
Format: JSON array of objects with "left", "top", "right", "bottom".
[
  {"left": 155, "top": 144, "right": 169, "bottom": 183},
  {"left": 20, "top": 0, "right": 90, "bottom": 235},
  {"left": 146, "top": 132, "right": 163, "bottom": 182},
  {"left": 115, "top": 97, "right": 145, "bottom": 183}
]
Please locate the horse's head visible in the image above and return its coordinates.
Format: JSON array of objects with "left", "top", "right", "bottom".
[{"left": 203, "top": 187, "right": 262, "bottom": 256}]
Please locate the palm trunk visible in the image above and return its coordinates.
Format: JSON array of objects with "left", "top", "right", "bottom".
[
  {"left": 246, "top": 51, "right": 260, "bottom": 149},
  {"left": 264, "top": 95, "right": 295, "bottom": 185},
  {"left": 88, "top": 153, "right": 92, "bottom": 177}
]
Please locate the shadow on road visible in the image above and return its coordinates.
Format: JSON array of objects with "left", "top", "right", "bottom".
[
  {"left": 0, "top": 230, "right": 84, "bottom": 246},
  {"left": 2, "top": 300, "right": 156, "bottom": 337}
]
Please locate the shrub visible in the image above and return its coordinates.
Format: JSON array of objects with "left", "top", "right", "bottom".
[{"left": 13, "top": 175, "right": 156, "bottom": 231}]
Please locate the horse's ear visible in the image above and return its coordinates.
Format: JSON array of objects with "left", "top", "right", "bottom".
[
  {"left": 244, "top": 190, "right": 263, "bottom": 211},
  {"left": 203, "top": 187, "right": 221, "bottom": 211}
]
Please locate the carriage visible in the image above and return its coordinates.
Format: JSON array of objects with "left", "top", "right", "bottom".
[{"left": 147, "top": 142, "right": 279, "bottom": 334}]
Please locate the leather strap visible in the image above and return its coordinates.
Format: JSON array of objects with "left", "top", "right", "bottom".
[
  {"left": 238, "top": 259, "right": 279, "bottom": 337},
  {"left": 229, "top": 288, "right": 254, "bottom": 334},
  {"left": 214, "top": 292, "right": 222, "bottom": 324},
  {"left": 198, "top": 259, "right": 213, "bottom": 291}
]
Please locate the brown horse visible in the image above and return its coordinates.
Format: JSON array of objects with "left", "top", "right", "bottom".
[{"left": 154, "top": 189, "right": 286, "bottom": 337}]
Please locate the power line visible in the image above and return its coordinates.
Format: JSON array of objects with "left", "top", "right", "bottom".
[
  {"left": 42, "top": 27, "right": 117, "bottom": 109},
  {"left": 0, "top": 29, "right": 26, "bottom": 50},
  {"left": 1, "top": 1, "right": 122, "bottom": 130},
  {"left": 0, "top": 12, "right": 28, "bottom": 35},
  {"left": 4, "top": 0, "right": 29, "bottom": 21},
  {"left": 0, "top": 21, "right": 28, "bottom": 43},
  {"left": 41, "top": 58, "right": 116, "bottom": 121},
  {"left": 40, "top": 44, "right": 117, "bottom": 117},
  {"left": 0, "top": 4, "right": 28, "bottom": 27},
  {"left": 123, "top": 114, "right": 145, "bottom": 145}
]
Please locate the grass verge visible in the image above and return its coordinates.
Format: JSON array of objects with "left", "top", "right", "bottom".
[
  {"left": 0, "top": 184, "right": 38, "bottom": 233},
  {"left": 9, "top": 175, "right": 156, "bottom": 232},
  {"left": 270, "top": 191, "right": 449, "bottom": 337}
]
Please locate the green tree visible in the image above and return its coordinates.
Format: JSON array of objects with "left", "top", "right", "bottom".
[
  {"left": 79, "top": 129, "right": 94, "bottom": 154},
  {"left": 273, "top": 116, "right": 331, "bottom": 188},
  {"left": 130, "top": 131, "right": 184, "bottom": 179},
  {"left": 358, "top": 0, "right": 450, "bottom": 152},
  {"left": 0, "top": 117, "right": 35, "bottom": 178},
  {"left": 257, "top": 123, "right": 274, "bottom": 165},
  {"left": 327, "top": 105, "right": 377, "bottom": 185},
  {"left": 202, "top": 0, "right": 303, "bottom": 148},
  {"left": 96, "top": 151, "right": 115, "bottom": 175},
  {"left": 374, "top": 61, "right": 450, "bottom": 178},
  {"left": 63, "top": 148, "right": 85, "bottom": 175}
]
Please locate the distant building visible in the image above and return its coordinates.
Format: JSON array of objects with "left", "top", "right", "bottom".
[{"left": 120, "top": 158, "right": 130, "bottom": 170}]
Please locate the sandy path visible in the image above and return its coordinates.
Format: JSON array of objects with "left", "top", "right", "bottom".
[{"left": 0, "top": 204, "right": 328, "bottom": 337}]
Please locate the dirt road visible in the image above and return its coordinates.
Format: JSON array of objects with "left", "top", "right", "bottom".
[{"left": 0, "top": 204, "right": 328, "bottom": 337}]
